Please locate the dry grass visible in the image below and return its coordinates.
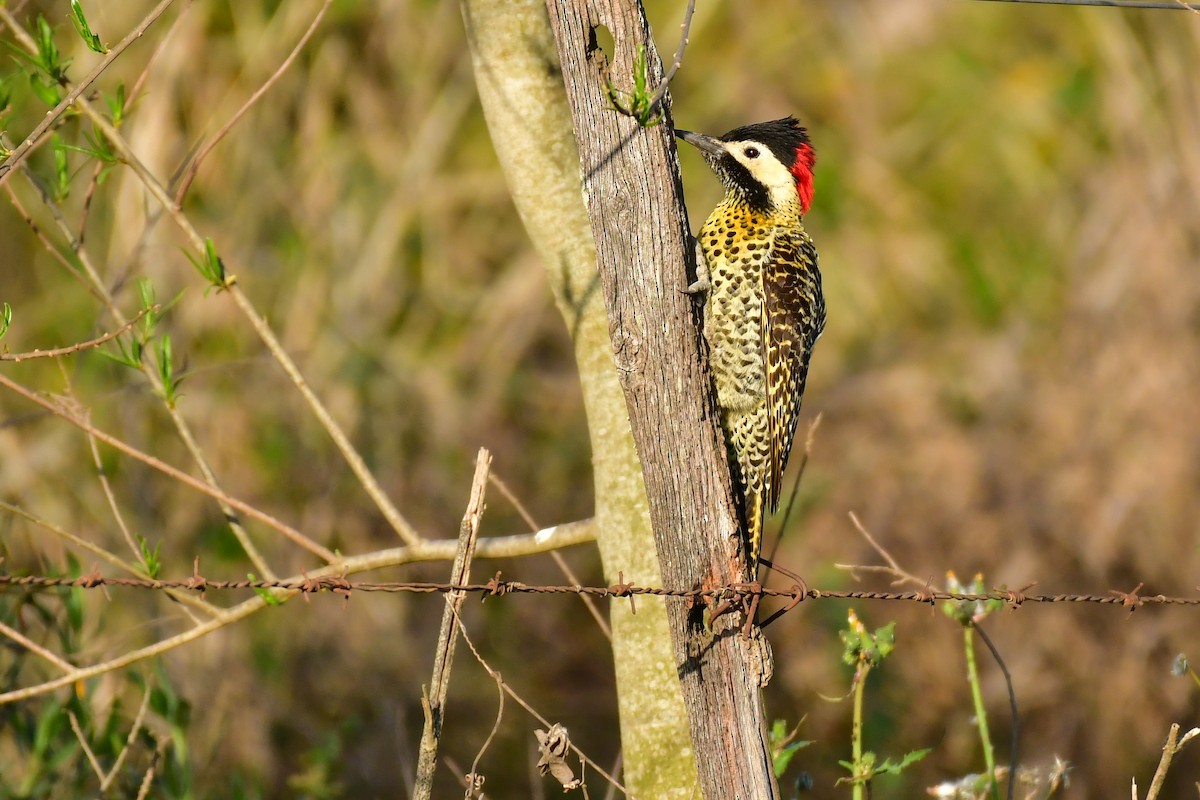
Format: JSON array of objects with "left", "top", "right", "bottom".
[{"left": 2, "top": 0, "right": 1199, "bottom": 796}]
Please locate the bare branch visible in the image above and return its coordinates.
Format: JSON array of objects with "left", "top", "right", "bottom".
[
  {"left": 0, "top": 307, "right": 153, "bottom": 361},
  {"left": 645, "top": 0, "right": 697, "bottom": 113},
  {"left": 0, "top": 0, "right": 178, "bottom": 189},
  {"left": 415, "top": 448, "right": 492, "bottom": 799},
  {"left": 454, "top": 609, "right": 628, "bottom": 796},
  {"left": 172, "top": 0, "right": 334, "bottom": 203},
  {"left": 0, "top": 371, "right": 339, "bottom": 563},
  {"left": 489, "top": 472, "right": 612, "bottom": 641}
]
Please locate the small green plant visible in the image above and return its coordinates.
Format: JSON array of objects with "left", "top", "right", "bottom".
[
  {"left": 60, "top": 123, "right": 121, "bottom": 183},
  {"left": 943, "top": 572, "right": 1006, "bottom": 800},
  {"left": 604, "top": 44, "right": 665, "bottom": 127},
  {"left": 769, "top": 718, "right": 812, "bottom": 779},
  {"left": 154, "top": 333, "right": 183, "bottom": 407},
  {"left": 836, "top": 610, "right": 930, "bottom": 798},
  {"left": 104, "top": 279, "right": 183, "bottom": 400},
  {"left": 105, "top": 82, "right": 126, "bottom": 126}
]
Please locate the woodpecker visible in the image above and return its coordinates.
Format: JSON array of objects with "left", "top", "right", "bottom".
[{"left": 676, "top": 116, "right": 825, "bottom": 564}]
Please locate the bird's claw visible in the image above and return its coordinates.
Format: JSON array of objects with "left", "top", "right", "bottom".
[{"left": 684, "top": 237, "right": 710, "bottom": 295}]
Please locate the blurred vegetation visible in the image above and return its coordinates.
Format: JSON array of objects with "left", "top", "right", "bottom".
[{"left": 2, "top": 0, "right": 1199, "bottom": 797}]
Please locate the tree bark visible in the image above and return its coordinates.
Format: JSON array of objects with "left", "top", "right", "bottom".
[
  {"left": 460, "top": 1, "right": 700, "bottom": 796},
  {"left": 544, "top": 1, "right": 780, "bottom": 798}
]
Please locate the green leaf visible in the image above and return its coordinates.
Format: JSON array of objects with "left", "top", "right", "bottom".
[
  {"left": 0, "top": 301, "right": 11, "bottom": 340},
  {"left": 874, "top": 748, "right": 932, "bottom": 776},
  {"left": 155, "top": 334, "right": 183, "bottom": 406},
  {"left": 69, "top": 0, "right": 108, "bottom": 54},
  {"left": 603, "top": 44, "right": 665, "bottom": 128},
  {"left": 769, "top": 718, "right": 812, "bottom": 777},
  {"left": 51, "top": 133, "right": 71, "bottom": 201},
  {"left": 6, "top": 16, "right": 70, "bottom": 105},
  {"left": 249, "top": 573, "right": 286, "bottom": 607},
  {"left": 101, "top": 336, "right": 143, "bottom": 369},
  {"left": 136, "top": 534, "right": 161, "bottom": 579},
  {"left": 186, "top": 237, "right": 228, "bottom": 289},
  {"left": 106, "top": 81, "right": 126, "bottom": 126}
]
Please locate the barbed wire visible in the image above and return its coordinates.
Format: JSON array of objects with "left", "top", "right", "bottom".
[{"left": 2, "top": 571, "right": 1197, "bottom": 611}]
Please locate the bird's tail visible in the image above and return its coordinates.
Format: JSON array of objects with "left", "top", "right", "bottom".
[{"left": 745, "top": 489, "right": 766, "bottom": 565}]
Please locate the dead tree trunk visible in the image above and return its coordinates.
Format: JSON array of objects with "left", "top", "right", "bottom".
[{"left": 546, "top": 1, "right": 780, "bottom": 797}]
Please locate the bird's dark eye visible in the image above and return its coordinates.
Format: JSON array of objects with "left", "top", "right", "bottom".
[{"left": 745, "top": 147, "right": 760, "bottom": 159}]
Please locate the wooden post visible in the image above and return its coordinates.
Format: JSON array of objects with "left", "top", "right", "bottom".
[{"left": 545, "top": 1, "right": 779, "bottom": 796}]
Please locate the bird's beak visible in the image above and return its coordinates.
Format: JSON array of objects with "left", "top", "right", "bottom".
[{"left": 675, "top": 129, "right": 726, "bottom": 157}]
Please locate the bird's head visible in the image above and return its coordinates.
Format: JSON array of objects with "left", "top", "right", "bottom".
[{"left": 676, "top": 116, "right": 815, "bottom": 214}]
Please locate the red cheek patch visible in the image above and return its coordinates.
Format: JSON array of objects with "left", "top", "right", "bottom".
[{"left": 791, "top": 143, "right": 816, "bottom": 213}]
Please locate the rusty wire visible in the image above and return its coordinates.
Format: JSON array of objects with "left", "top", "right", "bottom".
[{"left": 1, "top": 571, "right": 1196, "bottom": 611}]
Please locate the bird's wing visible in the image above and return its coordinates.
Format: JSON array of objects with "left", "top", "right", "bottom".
[{"left": 761, "top": 228, "right": 825, "bottom": 513}]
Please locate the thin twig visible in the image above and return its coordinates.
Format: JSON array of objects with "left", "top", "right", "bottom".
[
  {"left": 841, "top": 511, "right": 927, "bottom": 587},
  {"left": 468, "top": 671, "right": 505, "bottom": 788},
  {"left": 101, "top": 681, "right": 154, "bottom": 791},
  {"left": 0, "top": 308, "right": 153, "bottom": 361},
  {"left": 0, "top": 518, "right": 596, "bottom": 707},
  {"left": 172, "top": 0, "right": 334, "bottom": 203},
  {"left": 415, "top": 448, "right": 492, "bottom": 799},
  {"left": 646, "top": 0, "right": 697, "bottom": 112},
  {"left": 134, "top": 748, "right": 158, "bottom": 800},
  {"left": 68, "top": 711, "right": 106, "bottom": 782},
  {"left": 1142, "top": 723, "right": 1200, "bottom": 800},
  {"left": 0, "top": 0, "right": 178, "bottom": 188},
  {"left": 764, "top": 414, "right": 821, "bottom": 570},
  {"left": 0, "top": 371, "right": 338, "bottom": 563},
  {"left": 0, "top": 618, "right": 76, "bottom": 672},
  {"left": 489, "top": 473, "right": 611, "bottom": 641},
  {"left": 453, "top": 610, "right": 630, "bottom": 798}
]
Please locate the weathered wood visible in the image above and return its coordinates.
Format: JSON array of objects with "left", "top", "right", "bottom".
[
  {"left": 414, "top": 448, "right": 491, "bottom": 798},
  {"left": 460, "top": 1, "right": 699, "bottom": 794},
  {"left": 545, "top": 1, "right": 779, "bottom": 797}
]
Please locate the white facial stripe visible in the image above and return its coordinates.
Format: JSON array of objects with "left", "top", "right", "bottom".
[{"left": 726, "top": 139, "right": 797, "bottom": 208}]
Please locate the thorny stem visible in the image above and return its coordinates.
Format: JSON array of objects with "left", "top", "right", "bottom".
[{"left": 964, "top": 624, "right": 1001, "bottom": 800}]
